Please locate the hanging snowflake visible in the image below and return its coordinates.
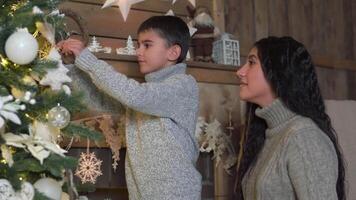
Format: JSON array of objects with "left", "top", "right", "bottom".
[{"left": 75, "top": 151, "right": 103, "bottom": 184}]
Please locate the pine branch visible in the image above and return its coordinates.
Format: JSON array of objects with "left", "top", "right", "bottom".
[
  {"left": 62, "top": 123, "right": 103, "bottom": 141},
  {"left": 25, "top": 90, "right": 87, "bottom": 121},
  {"left": 32, "top": 59, "right": 58, "bottom": 76}
]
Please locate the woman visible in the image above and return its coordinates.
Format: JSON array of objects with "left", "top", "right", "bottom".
[{"left": 235, "top": 36, "right": 345, "bottom": 200}]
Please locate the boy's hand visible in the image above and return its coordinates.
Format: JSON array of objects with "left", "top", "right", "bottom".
[{"left": 57, "top": 38, "right": 85, "bottom": 57}]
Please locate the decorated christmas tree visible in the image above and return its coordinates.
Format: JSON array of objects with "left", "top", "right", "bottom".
[{"left": 0, "top": 0, "right": 102, "bottom": 199}]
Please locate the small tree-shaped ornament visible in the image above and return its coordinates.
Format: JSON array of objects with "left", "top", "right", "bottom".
[
  {"left": 126, "top": 35, "right": 135, "bottom": 55},
  {"left": 116, "top": 35, "right": 136, "bottom": 55},
  {"left": 88, "top": 36, "right": 103, "bottom": 53}
]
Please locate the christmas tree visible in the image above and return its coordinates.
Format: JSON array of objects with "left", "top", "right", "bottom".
[{"left": 0, "top": 0, "right": 102, "bottom": 199}]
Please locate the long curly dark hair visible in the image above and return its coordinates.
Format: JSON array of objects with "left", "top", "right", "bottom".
[{"left": 234, "top": 36, "right": 346, "bottom": 200}]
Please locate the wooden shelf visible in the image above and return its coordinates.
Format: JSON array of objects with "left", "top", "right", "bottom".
[{"left": 94, "top": 53, "right": 240, "bottom": 85}]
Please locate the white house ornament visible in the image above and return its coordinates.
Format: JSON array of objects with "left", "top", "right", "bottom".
[
  {"left": 5, "top": 28, "right": 39, "bottom": 65},
  {"left": 102, "top": 0, "right": 145, "bottom": 21},
  {"left": 0, "top": 179, "right": 35, "bottom": 200},
  {"left": 34, "top": 178, "right": 62, "bottom": 200},
  {"left": 47, "top": 104, "right": 71, "bottom": 129}
]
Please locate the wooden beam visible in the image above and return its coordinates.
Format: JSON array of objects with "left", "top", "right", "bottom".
[
  {"left": 94, "top": 53, "right": 240, "bottom": 85},
  {"left": 239, "top": 49, "right": 356, "bottom": 71},
  {"left": 212, "top": 0, "right": 225, "bottom": 33}
]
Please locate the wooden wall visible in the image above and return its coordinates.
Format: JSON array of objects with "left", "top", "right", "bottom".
[{"left": 226, "top": 0, "right": 356, "bottom": 100}]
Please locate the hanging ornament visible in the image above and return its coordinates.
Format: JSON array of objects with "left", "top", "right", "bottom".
[
  {"left": 34, "top": 178, "right": 62, "bottom": 200},
  {"left": 5, "top": 28, "right": 39, "bottom": 65},
  {"left": 40, "top": 48, "right": 72, "bottom": 91},
  {"left": 0, "top": 179, "right": 35, "bottom": 200},
  {"left": 116, "top": 35, "right": 136, "bottom": 55},
  {"left": 102, "top": 0, "right": 145, "bottom": 22},
  {"left": 75, "top": 140, "right": 103, "bottom": 184},
  {"left": 47, "top": 104, "right": 71, "bottom": 129}
]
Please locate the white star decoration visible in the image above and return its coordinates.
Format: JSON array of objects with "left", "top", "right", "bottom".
[
  {"left": 172, "top": 0, "right": 195, "bottom": 7},
  {"left": 40, "top": 48, "right": 72, "bottom": 91},
  {"left": 102, "top": 0, "right": 145, "bottom": 21},
  {"left": 187, "top": 21, "right": 197, "bottom": 36},
  {"left": 75, "top": 152, "right": 103, "bottom": 184},
  {"left": 165, "top": 9, "right": 174, "bottom": 16}
]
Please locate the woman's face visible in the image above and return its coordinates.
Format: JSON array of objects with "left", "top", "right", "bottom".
[{"left": 236, "top": 47, "right": 276, "bottom": 107}]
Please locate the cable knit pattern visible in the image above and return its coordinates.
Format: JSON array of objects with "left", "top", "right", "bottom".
[
  {"left": 242, "top": 99, "right": 338, "bottom": 200},
  {"left": 75, "top": 49, "right": 202, "bottom": 200}
]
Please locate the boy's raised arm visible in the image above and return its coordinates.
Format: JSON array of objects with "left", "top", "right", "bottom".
[{"left": 75, "top": 49, "right": 198, "bottom": 118}]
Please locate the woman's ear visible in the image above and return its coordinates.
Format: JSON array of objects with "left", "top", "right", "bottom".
[{"left": 167, "top": 44, "right": 182, "bottom": 61}]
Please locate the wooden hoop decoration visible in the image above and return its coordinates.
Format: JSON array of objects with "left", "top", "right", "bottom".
[{"left": 59, "top": 9, "right": 90, "bottom": 64}]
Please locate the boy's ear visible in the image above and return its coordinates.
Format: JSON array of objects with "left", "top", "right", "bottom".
[{"left": 167, "top": 44, "right": 181, "bottom": 61}]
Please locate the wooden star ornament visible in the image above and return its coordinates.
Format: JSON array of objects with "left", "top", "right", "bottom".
[{"left": 102, "top": 0, "right": 145, "bottom": 21}]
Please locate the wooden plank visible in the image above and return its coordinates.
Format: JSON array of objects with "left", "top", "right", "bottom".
[
  {"left": 69, "top": 0, "right": 213, "bottom": 16},
  {"left": 212, "top": 0, "right": 225, "bottom": 33},
  {"left": 342, "top": 0, "right": 354, "bottom": 60},
  {"left": 287, "top": 0, "right": 312, "bottom": 48},
  {"left": 352, "top": 0, "right": 356, "bottom": 59},
  {"left": 253, "top": 0, "right": 269, "bottom": 40},
  {"left": 327, "top": 0, "right": 345, "bottom": 60},
  {"left": 313, "top": 55, "right": 356, "bottom": 71},
  {"left": 225, "top": 0, "right": 255, "bottom": 55},
  {"left": 316, "top": 67, "right": 349, "bottom": 100},
  {"left": 268, "top": 0, "right": 288, "bottom": 36},
  {"left": 310, "top": 0, "right": 327, "bottom": 56},
  {"left": 347, "top": 71, "right": 356, "bottom": 100},
  {"left": 60, "top": 1, "right": 187, "bottom": 39},
  {"left": 239, "top": 50, "right": 356, "bottom": 71}
]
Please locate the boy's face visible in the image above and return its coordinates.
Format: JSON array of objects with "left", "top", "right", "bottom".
[{"left": 136, "top": 30, "right": 178, "bottom": 74}]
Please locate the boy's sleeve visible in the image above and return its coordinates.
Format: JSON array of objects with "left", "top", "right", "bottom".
[
  {"left": 286, "top": 129, "right": 338, "bottom": 200},
  {"left": 75, "top": 49, "right": 198, "bottom": 118}
]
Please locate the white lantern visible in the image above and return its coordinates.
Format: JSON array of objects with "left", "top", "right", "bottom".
[
  {"left": 5, "top": 28, "right": 39, "bottom": 65},
  {"left": 212, "top": 33, "right": 240, "bottom": 66},
  {"left": 34, "top": 178, "right": 62, "bottom": 200}
]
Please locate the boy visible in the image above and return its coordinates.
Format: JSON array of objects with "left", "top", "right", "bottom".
[{"left": 59, "top": 16, "right": 202, "bottom": 199}]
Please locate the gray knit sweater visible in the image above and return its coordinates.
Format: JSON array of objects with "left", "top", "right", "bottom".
[
  {"left": 75, "top": 49, "right": 202, "bottom": 200},
  {"left": 242, "top": 99, "right": 338, "bottom": 200}
]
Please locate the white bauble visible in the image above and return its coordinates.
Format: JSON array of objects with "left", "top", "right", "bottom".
[
  {"left": 47, "top": 105, "right": 71, "bottom": 129},
  {"left": 5, "top": 28, "right": 39, "bottom": 65},
  {"left": 34, "top": 178, "right": 62, "bottom": 200}
]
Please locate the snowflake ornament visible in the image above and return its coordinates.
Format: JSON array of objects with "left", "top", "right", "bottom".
[
  {"left": 75, "top": 152, "right": 103, "bottom": 184},
  {"left": 40, "top": 48, "right": 72, "bottom": 91}
]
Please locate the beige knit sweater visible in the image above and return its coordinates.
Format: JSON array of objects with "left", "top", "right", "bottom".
[{"left": 242, "top": 99, "right": 338, "bottom": 200}]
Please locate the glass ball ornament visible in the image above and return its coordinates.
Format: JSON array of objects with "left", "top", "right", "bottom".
[
  {"left": 34, "top": 178, "right": 62, "bottom": 200},
  {"left": 47, "top": 104, "right": 70, "bottom": 129},
  {"left": 5, "top": 28, "right": 39, "bottom": 65}
]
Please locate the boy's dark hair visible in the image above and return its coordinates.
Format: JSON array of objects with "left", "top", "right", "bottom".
[{"left": 137, "top": 16, "right": 190, "bottom": 63}]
